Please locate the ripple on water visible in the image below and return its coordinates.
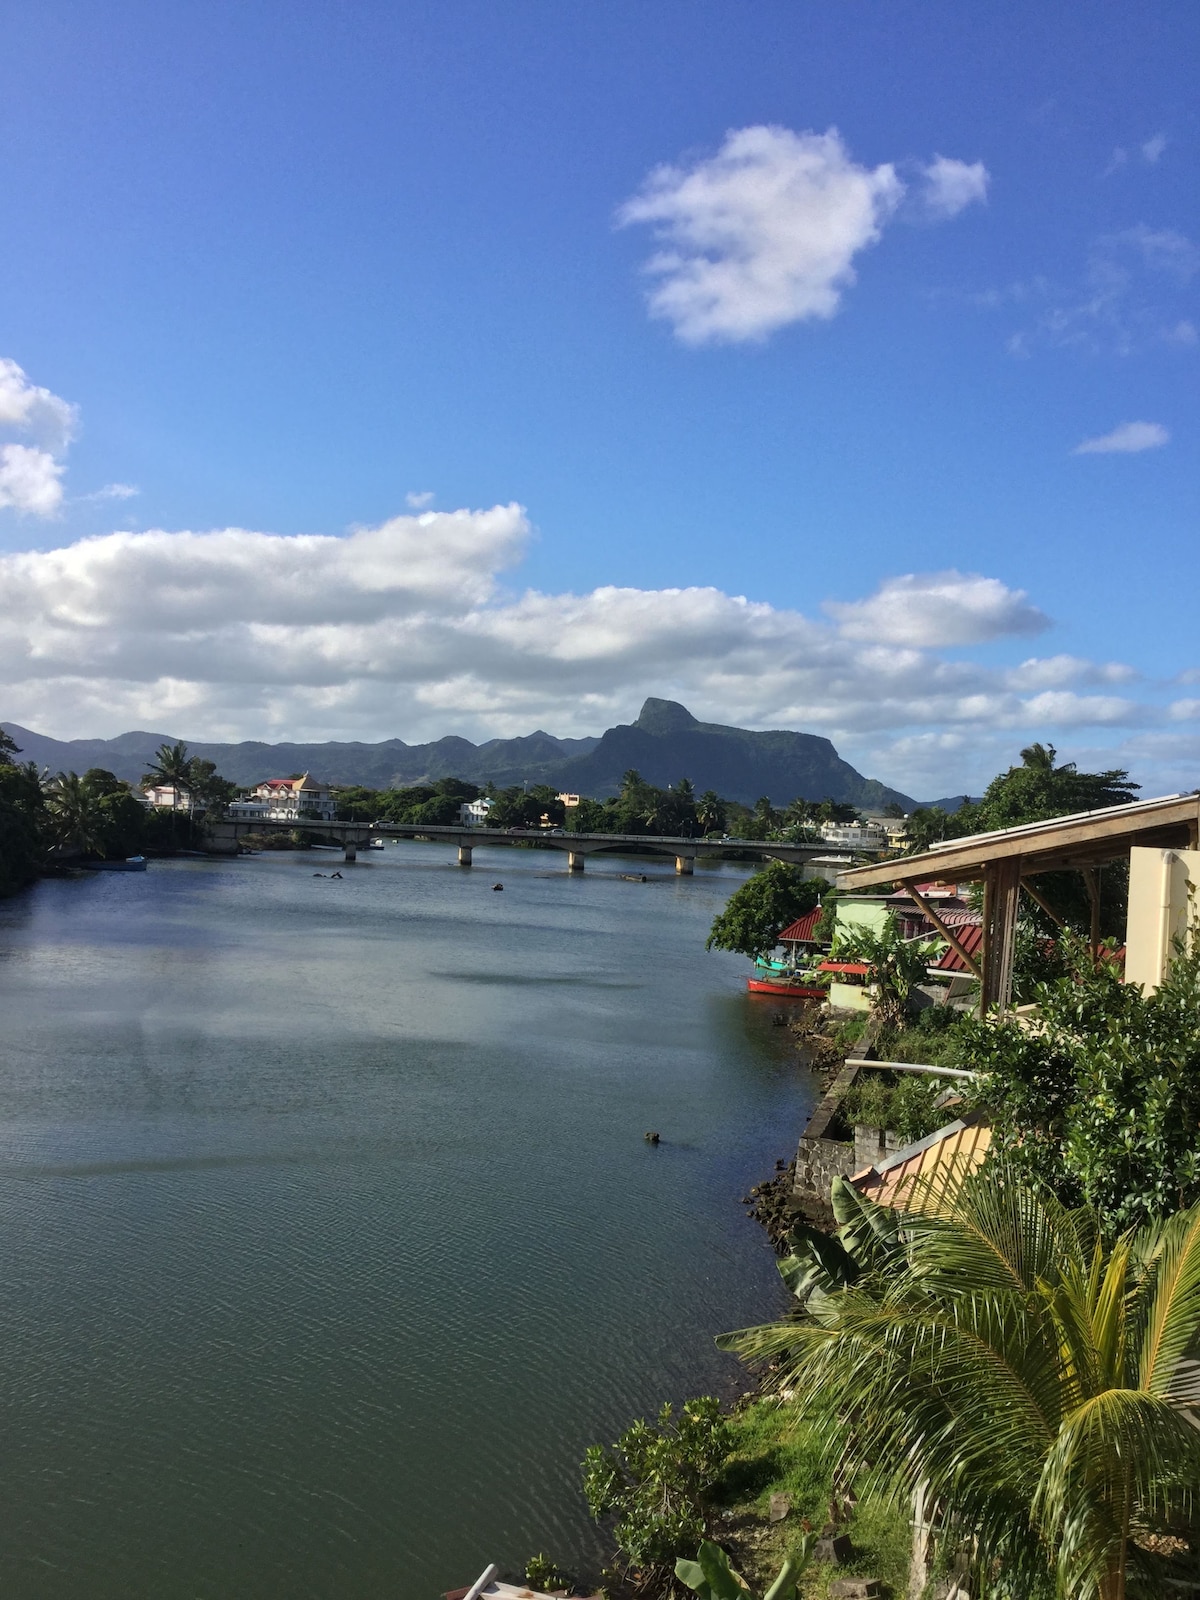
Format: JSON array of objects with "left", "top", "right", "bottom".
[{"left": 0, "top": 845, "right": 814, "bottom": 1598}]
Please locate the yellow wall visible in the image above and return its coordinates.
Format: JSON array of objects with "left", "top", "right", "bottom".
[{"left": 1125, "top": 847, "right": 1200, "bottom": 993}]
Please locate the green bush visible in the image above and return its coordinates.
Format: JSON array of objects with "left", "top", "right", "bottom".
[
  {"left": 582, "top": 1397, "right": 733, "bottom": 1582},
  {"left": 963, "top": 934, "right": 1200, "bottom": 1228},
  {"left": 841, "top": 1073, "right": 947, "bottom": 1144}
]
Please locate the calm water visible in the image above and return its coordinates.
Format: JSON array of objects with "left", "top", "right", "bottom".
[{"left": 0, "top": 842, "right": 817, "bottom": 1599}]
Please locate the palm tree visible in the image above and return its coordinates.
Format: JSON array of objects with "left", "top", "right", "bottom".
[
  {"left": 44, "top": 771, "right": 107, "bottom": 857},
  {"left": 696, "top": 790, "right": 725, "bottom": 835},
  {"left": 141, "top": 741, "right": 192, "bottom": 840},
  {"left": 721, "top": 1168, "right": 1200, "bottom": 1599}
]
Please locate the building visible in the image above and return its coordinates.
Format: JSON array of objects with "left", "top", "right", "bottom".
[
  {"left": 141, "top": 782, "right": 193, "bottom": 810},
  {"left": 459, "top": 797, "right": 495, "bottom": 826},
  {"left": 818, "top": 820, "right": 887, "bottom": 850},
  {"left": 230, "top": 773, "right": 335, "bottom": 822},
  {"left": 556, "top": 792, "right": 581, "bottom": 809}
]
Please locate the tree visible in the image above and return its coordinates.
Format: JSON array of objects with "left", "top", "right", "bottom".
[
  {"left": 974, "top": 744, "right": 1139, "bottom": 832},
  {"left": 0, "top": 735, "right": 45, "bottom": 895},
  {"left": 44, "top": 772, "right": 108, "bottom": 857},
  {"left": 141, "top": 741, "right": 193, "bottom": 839},
  {"left": 962, "top": 935, "right": 1200, "bottom": 1229},
  {"left": 706, "top": 862, "right": 823, "bottom": 960},
  {"left": 696, "top": 790, "right": 725, "bottom": 836},
  {"left": 185, "top": 757, "right": 237, "bottom": 815},
  {"left": 721, "top": 1168, "right": 1200, "bottom": 1600}
]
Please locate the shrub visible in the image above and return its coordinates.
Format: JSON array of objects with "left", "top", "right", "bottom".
[{"left": 582, "top": 1397, "right": 734, "bottom": 1586}]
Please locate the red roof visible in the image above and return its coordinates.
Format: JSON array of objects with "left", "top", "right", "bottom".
[
  {"left": 819, "top": 960, "right": 871, "bottom": 976},
  {"left": 934, "top": 923, "right": 984, "bottom": 972},
  {"left": 778, "top": 908, "right": 822, "bottom": 943}
]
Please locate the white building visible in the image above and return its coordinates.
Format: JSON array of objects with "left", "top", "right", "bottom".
[
  {"left": 142, "top": 782, "right": 193, "bottom": 810},
  {"left": 818, "top": 820, "right": 888, "bottom": 850},
  {"left": 459, "top": 797, "right": 495, "bottom": 826},
  {"left": 230, "top": 773, "right": 336, "bottom": 822}
]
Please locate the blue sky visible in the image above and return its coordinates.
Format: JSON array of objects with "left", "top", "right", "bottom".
[{"left": 0, "top": 1, "right": 1196, "bottom": 798}]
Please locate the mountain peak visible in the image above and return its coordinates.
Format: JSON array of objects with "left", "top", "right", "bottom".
[{"left": 632, "top": 698, "right": 699, "bottom": 736}]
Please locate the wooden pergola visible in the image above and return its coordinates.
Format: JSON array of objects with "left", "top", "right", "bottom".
[{"left": 837, "top": 792, "right": 1200, "bottom": 1013}]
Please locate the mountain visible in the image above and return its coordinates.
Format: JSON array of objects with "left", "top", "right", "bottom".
[
  {"left": 2, "top": 699, "right": 917, "bottom": 809},
  {"left": 551, "top": 700, "right": 915, "bottom": 809}
]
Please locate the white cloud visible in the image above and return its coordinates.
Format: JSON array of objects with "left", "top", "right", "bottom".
[
  {"left": 0, "top": 443, "right": 66, "bottom": 516},
  {"left": 2, "top": 507, "right": 1189, "bottom": 797},
  {"left": 0, "top": 358, "right": 77, "bottom": 452},
  {"left": 825, "top": 571, "right": 1049, "bottom": 648},
  {"left": 405, "top": 490, "right": 435, "bottom": 509},
  {"left": 920, "top": 156, "right": 989, "bottom": 218},
  {"left": 81, "top": 482, "right": 140, "bottom": 503},
  {"left": 617, "top": 125, "right": 912, "bottom": 343},
  {"left": 0, "top": 358, "right": 82, "bottom": 516},
  {"left": 1073, "top": 420, "right": 1169, "bottom": 455},
  {"left": 1006, "top": 655, "right": 1137, "bottom": 691},
  {"left": 1141, "top": 133, "right": 1168, "bottom": 165}
]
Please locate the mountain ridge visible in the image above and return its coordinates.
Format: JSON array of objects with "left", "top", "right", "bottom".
[{"left": 2, "top": 700, "right": 938, "bottom": 810}]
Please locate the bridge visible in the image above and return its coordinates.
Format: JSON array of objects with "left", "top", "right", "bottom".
[{"left": 204, "top": 817, "right": 861, "bottom": 875}]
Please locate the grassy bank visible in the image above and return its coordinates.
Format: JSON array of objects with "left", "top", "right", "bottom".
[{"left": 710, "top": 1399, "right": 909, "bottom": 1597}]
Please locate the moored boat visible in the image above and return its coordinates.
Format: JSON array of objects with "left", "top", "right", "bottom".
[
  {"left": 84, "top": 855, "right": 148, "bottom": 872},
  {"left": 747, "top": 973, "right": 825, "bottom": 997}
]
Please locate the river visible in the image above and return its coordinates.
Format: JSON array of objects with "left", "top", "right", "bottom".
[{"left": 0, "top": 842, "right": 817, "bottom": 1598}]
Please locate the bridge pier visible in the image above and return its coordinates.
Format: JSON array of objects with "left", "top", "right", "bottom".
[
  {"left": 675, "top": 855, "right": 694, "bottom": 875},
  {"left": 458, "top": 844, "right": 473, "bottom": 866},
  {"left": 344, "top": 841, "right": 357, "bottom": 862},
  {"left": 567, "top": 851, "right": 585, "bottom": 872}
]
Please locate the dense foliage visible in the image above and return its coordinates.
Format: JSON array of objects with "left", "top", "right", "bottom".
[
  {"left": 0, "top": 729, "right": 45, "bottom": 895},
  {"left": 705, "top": 862, "right": 824, "bottom": 960},
  {"left": 583, "top": 1397, "right": 734, "bottom": 1589},
  {"left": 840, "top": 1071, "right": 947, "bottom": 1144},
  {"left": 334, "top": 775, "right": 482, "bottom": 825},
  {"left": 905, "top": 744, "right": 1139, "bottom": 934},
  {"left": 831, "top": 915, "right": 941, "bottom": 1027},
  {"left": 722, "top": 1170, "right": 1200, "bottom": 1600},
  {"left": 963, "top": 936, "right": 1200, "bottom": 1228}
]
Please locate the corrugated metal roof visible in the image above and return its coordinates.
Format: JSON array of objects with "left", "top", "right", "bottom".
[
  {"left": 778, "top": 908, "right": 822, "bottom": 942},
  {"left": 934, "top": 923, "right": 984, "bottom": 971},
  {"left": 852, "top": 1115, "right": 992, "bottom": 1210}
]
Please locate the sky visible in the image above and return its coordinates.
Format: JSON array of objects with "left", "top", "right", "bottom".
[{"left": 0, "top": 0, "right": 1196, "bottom": 799}]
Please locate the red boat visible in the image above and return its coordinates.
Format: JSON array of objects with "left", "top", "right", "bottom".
[{"left": 746, "top": 975, "right": 826, "bottom": 998}]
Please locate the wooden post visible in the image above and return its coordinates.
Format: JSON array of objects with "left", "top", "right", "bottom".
[
  {"left": 1083, "top": 866, "right": 1101, "bottom": 961},
  {"left": 981, "top": 857, "right": 1021, "bottom": 1014}
]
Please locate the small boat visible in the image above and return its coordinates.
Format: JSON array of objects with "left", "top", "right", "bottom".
[
  {"left": 367, "top": 838, "right": 386, "bottom": 850},
  {"left": 747, "top": 974, "right": 825, "bottom": 998},
  {"left": 747, "top": 955, "right": 825, "bottom": 997},
  {"left": 84, "top": 856, "right": 147, "bottom": 873}
]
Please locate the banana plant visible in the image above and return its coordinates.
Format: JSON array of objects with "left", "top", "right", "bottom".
[{"left": 674, "top": 1535, "right": 814, "bottom": 1600}]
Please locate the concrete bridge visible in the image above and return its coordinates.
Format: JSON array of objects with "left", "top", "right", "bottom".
[{"left": 205, "top": 817, "right": 860, "bottom": 875}]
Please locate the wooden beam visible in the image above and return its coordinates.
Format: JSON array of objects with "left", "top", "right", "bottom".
[
  {"left": 900, "top": 879, "right": 982, "bottom": 980},
  {"left": 836, "top": 794, "right": 1200, "bottom": 890},
  {"left": 1020, "top": 877, "right": 1066, "bottom": 929}
]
